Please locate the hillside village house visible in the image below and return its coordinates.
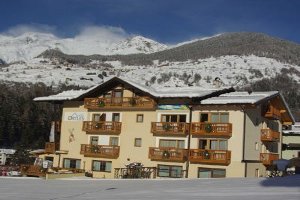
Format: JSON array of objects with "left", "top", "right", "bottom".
[
  {"left": 282, "top": 123, "right": 300, "bottom": 159},
  {"left": 33, "top": 77, "right": 294, "bottom": 179}
]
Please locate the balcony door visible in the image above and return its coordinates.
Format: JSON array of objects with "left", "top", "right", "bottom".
[
  {"left": 161, "top": 114, "right": 186, "bottom": 122},
  {"left": 112, "top": 113, "right": 120, "bottom": 122},
  {"left": 198, "top": 139, "right": 227, "bottom": 150},
  {"left": 112, "top": 90, "right": 123, "bottom": 105},
  {"left": 199, "top": 112, "right": 229, "bottom": 123},
  {"left": 90, "top": 136, "right": 99, "bottom": 145},
  {"left": 93, "top": 113, "right": 106, "bottom": 122},
  {"left": 159, "top": 139, "right": 185, "bottom": 149}
]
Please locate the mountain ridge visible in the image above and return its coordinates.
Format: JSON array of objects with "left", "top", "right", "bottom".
[
  {"left": 38, "top": 32, "right": 300, "bottom": 66},
  {"left": 0, "top": 32, "right": 168, "bottom": 63}
]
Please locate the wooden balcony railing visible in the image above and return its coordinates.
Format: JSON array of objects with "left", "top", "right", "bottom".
[
  {"left": 261, "top": 129, "right": 280, "bottom": 142},
  {"left": 45, "top": 142, "right": 57, "bottom": 154},
  {"left": 263, "top": 105, "right": 281, "bottom": 120},
  {"left": 82, "top": 121, "right": 122, "bottom": 135},
  {"left": 84, "top": 97, "right": 156, "bottom": 110},
  {"left": 189, "top": 149, "right": 231, "bottom": 165},
  {"left": 148, "top": 147, "right": 188, "bottom": 162},
  {"left": 20, "top": 165, "right": 46, "bottom": 177},
  {"left": 191, "top": 123, "right": 232, "bottom": 137},
  {"left": 260, "top": 153, "right": 279, "bottom": 165},
  {"left": 151, "top": 122, "right": 190, "bottom": 136},
  {"left": 80, "top": 144, "right": 120, "bottom": 159}
]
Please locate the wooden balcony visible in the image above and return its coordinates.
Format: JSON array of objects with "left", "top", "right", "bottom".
[
  {"left": 84, "top": 97, "right": 156, "bottom": 110},
  {"left": 260, "top": 153, "right": 279, "bottom": 165},
  {"left": 45, "top": 142, "right": 57, "bottom": 154},
  {"left": 80, "top": 144, "right": 120, "bottom": 159},
  {"left": 82, "top": 121, "right": 121, "bottom": 135},
  {"left": 151, "top": 122, "right": 190, "bottom": 136},
  {"left": 20, "top": 165, "right": 46, "bottom": 177},
  {"left": 263, "top": 105, "right": 281, "bottom": 120},
  {"left": 191, "top": 123, "right": 232, "bottom": 138},
  {"left": 261, "top": 129, "right": 280, "bottom": 142},
  {"left": 148, "top": 147, "right": 188, "bottom": 162},
  {"left": 189, "top": 149, "right": 231, "bottom": 165}
]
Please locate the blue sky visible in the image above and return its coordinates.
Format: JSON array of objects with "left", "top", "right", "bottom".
[{"left": 1, "top": 0, "right": 300, "bottom": 44}]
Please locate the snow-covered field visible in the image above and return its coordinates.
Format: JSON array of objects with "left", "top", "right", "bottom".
[
  {"left": 0, "top": 176, "right": 299, "bottom": 200},
  {"left": 0, "top": 55, "right": 299, "bottom": 90}
]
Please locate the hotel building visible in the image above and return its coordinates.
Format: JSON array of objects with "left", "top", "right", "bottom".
[{"left": 34, "top": 77, "right": 294, "bottom": 178}]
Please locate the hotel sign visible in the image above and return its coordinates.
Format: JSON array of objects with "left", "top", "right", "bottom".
[
  {"left": 64, "top": 112, "right": 87, "bottom": 121},
  {"left": 158, "top": 105, "right": 189, "bottom": 110}
]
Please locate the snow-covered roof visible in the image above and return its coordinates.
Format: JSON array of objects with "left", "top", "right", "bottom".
[
  {"left": 201, "top": 91, "right": 295, "bottom": 124},
  {"left": 34, "top": 76, "right": 231, "bottom": 101},
  {"left": 121, "top": 77, "right": 223, "bottom": 98},
  {"left": 283, "top": 122, "right": 300, "bottom": 134},
  {"left": 283, "top": 130, "right": 300, "bottom": 135},
  {"left": 34, "top": 90, "right": 87, "bottom": 101},
  {"left": 34, "top": 83, "right": 100, "bottom": 102},
  {"left": 0, "top": 149, "right": 16, "bottom": 154},
  {"left": 29, "top": 149, "right": 45, "bottom": 154},
  {"left": 201, "top": 91, "right": 279, "bottom": 104}
]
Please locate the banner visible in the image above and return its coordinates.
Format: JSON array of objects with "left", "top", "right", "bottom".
[{"left": 158, "top": 105, "right": 189, "bottom": 110}]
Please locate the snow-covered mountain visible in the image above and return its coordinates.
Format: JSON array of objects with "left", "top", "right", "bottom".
[
  {"left": 0, "top": 32, "right": 168, "bottom": 63},
  {"left": 0, "top": 32, "right": 58, "bottom": 63},
  {"left": 0, "top": 31, "right": 299, "bottom": 91},
  {"left": 108, "top": 36, "right": 167, "bottom": 54}
]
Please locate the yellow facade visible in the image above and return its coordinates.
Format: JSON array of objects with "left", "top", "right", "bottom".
[{"left": 38, "top": 78, "right": 293, "bottom": 179}]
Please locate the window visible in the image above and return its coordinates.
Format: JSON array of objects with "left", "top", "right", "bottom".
[
  {"left": 158, "top": 165, "right": 183, "bottom": 178},
  {"left": 93, "top": 113, "right": 106, "bottom": 121},
  {"left": 45, "top": 156, "right": 53, "bottom": 162},
  {"left": 92, "top": 160, "right": 112, "bottom": 172},
  {"left": 63, "top": 158, "right": 81, "bottom": 169},
  {"left": 136, "top": 114, "right": 144, "bottom": 123},
  {"left": 113, "top": 90, "right": 123, "bottom": 98},
  {"left": 134, "top": 138, "right": 142, "bottom": 147},
  {"left": 161, "top": 114, "right": 186, "bottom": 122},
  {"left": 200, "top": 113, "right": 209, "bottom": 122},
  {"left": 104, "top": 92, "right": 112, "bottom": 98},
  {"left": 255, "top": 142, "right": 259, "bottom": 151},
  {"left": 159, "top": 139, "right": 185, "bottom": 148},
  {"left": 211, "top": 113, "right": 219, "bottom": 123},
  {"left": 109, "top": 137, "right": 119, "bottom": 146},
  {"left": 220, "top": 113, "right": 229, "bottom": 123},
  {"left": 198, "top": 168, "right": 226, "bottom": 178},
  {"left": 200, "top": 112, "right": 229, "bottom": 123},
  {"left": 198, "top": 139, "right": 227, "bottom": 150},
  {"left": 112, "top": 113, "right": 120, "bottom": 122},
  {"left": 112, "top": 90, "right": 123, "bottom": 104},
  {"left": 255, "top": 169, "right": 260, "bottom": 177},
  {"left": 90, "top": 136, "right": 99, "bottom": 145}
]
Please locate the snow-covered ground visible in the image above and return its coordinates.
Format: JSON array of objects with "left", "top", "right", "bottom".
[
  {"left": 0, "top": 55, "right": 299, "bottom": 90},
  {"left": 0, "top": 176, "right": 299, "bottom": 200}
]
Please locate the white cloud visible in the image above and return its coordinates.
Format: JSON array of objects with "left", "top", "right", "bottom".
[
  {"left": 2, "top": 24, "right": 130, "bottom": 44},
  {"left": 75, "top": 25, "right": 129, "bottom": 43},
  {"left": 3, "top": 24, "right": 57, "bottom": 36}
]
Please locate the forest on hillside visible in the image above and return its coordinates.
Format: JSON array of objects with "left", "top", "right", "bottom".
[
  {"left": 0, "top": 82, "right": 81, "bottom": 149},
  {"left": 0, "top": 72, "right": 299, "bottom": 149},
  {"left": 244, "top": 73, "right": 300, "bottom": 121}
]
